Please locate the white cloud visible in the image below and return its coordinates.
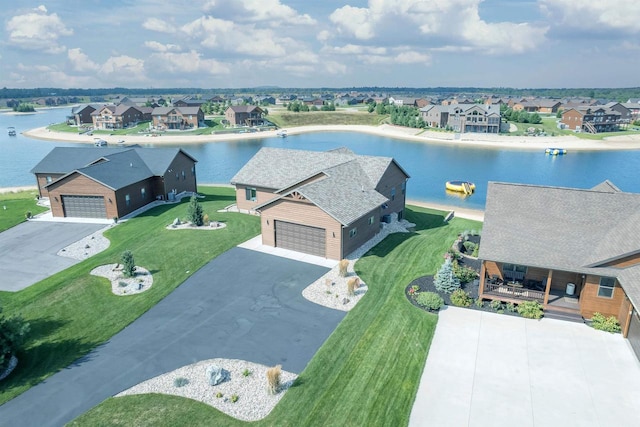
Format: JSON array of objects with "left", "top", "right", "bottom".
[
  {"left": 142, "top": 17, "right": 176, "bottom": 34},
  {"left": 393, "top": 51, "right": 431, "bottom": 64},
  {"left": 67, "top": 48, "right": 100, "bottom": 72},
  {"left": 203, "top": 0, "right": 316, "bottom": 26},
  {"left": 540, "top": 0, "right": 640, "bottom": 33},
  {"left": 144, "top": 41, "right": 182, "bottom": 52},
  {"left": 100, "top": 55, "right": 146, "bottom": 82},
  {"left": 5, "top": 5, "right": 73, "bottom": 53},
  {"left": 329, "top": 6, "right": 375, "bottom": 40},
  {"left": 180, "top": 16, "right": 235, "bottom": 48},
  {"left": 149, "top": 50, "right": 230, "bottom": 75}
]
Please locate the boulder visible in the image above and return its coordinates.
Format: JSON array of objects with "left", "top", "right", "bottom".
[
  {"left": 206, "top": 364, "right": 230, "bottom": 386},
  {"left": 172, "top": 218, "right": 181, "bottom": 226}
]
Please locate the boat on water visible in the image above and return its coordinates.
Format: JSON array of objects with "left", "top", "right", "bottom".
[
  {"left": 545, "top": 148, "right": 567, "bottom": 155},
  {"left": 8, "top": 127, "right": 16, "bottom": 136},
  {"left": 276, "top": 129, "right": 288, "bottom": 138},
  {"left": 445, "top": 180, "right": 475, "bottom": 195},
  {"left": 93, "top": 137, "right": 108, "bottom": 147}
]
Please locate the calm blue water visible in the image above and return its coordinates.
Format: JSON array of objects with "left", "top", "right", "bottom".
[{"left": 2, "top": 108, "right": 639, "bottom": 210}]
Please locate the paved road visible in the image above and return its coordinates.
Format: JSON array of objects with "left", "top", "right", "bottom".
[
  {"left": 410, "top": 307, "right": 640, "bottom": 427},
  {"left": 0, "top": 221, "right": 106, "bottom": 291},
  {"left": 0, "top": 248, "right": 344, "bottom": 426}
]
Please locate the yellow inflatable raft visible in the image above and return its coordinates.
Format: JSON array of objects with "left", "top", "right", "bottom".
[{"left": 445, "top": 181, "right": 475, "bottom": 195}]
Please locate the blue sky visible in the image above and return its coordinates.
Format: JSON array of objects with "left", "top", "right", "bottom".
[{"left": 2, "top": 1, "right": 639, "bottom": 89}]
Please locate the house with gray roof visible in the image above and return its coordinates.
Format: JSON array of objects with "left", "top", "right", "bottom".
[
  {"left": 420, "top": 104, "right": 501, "bottom": 133},
  {"left": 31, "top": 147, "right": 197, "bottom": 219},
  {"left": 151, "top": 106, "right": 203, "bottom": 130},
  {"left": 478, "top": 181, "right": 640, "bottom": 359},
  {"left": 91, "top": 104, "right": 146, "bottom": 130},
  {"left": 224, "top": 105, "right": 264, "bottom": 127},
  {"left": 230, "top": 147, "right": 409, "bottom": 260}
]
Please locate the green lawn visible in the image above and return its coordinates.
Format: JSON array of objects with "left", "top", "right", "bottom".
[
  {"left": 46, "top": 120, "right": 223, "bottom": 136},
  {"left": 70, "top": 205, "right": 481, "bottom": 426},
  {"left": 267, "top": 111, "right": 388, "bottom": 128},
  {"left": 508, "top": 117, "right": 640, "bottom": 140},
  {"left": 0, "top": 186, "right": 261, "bottom": 405},
  {"left": 0, "top": 190, "right": 48, "bottom": 232}
]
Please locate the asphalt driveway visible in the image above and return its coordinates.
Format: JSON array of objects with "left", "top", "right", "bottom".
[
  {"left": 0, "top": 221, "right": 106, "bottom": 292},
  {"left": 0, "top": 247, "right": 344, "bottom": 427},
  {"left": 410, "top": 307, "right": 640, "bottom": 427}
]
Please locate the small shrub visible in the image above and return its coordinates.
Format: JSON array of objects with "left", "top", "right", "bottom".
[
  {"left": 505, "top": 302, "right": 517, "bottom": 313},
  {"left": 338, "top": 259, "right": 349, "bottom": 277},
  {"left": 203, "top": 213, "right": 210, "bottom": 226},
  {"left": 173, "top": 377, "right": 189, "bottom": 387},
  {"left": 121, "top": 250, "right": 136, "bottom": 278},
  {"left": 472, "top": 246, "right": 479, "bottom": 257},
  {"left": 475, "top": 297, "right": 484, "bottom": 308},
  {"left": 446, "top": 248, "right": 462, "bottom": 261},
  {"left": 408, "top": 285, "right": 420, "bottom": 297},
  {"left": 434, "top": 258, "right": 461, "bottom": 294},
  {"left": 266, "top": 364, "right": 282, "bottom": 395},
  {"left": 25, "top": 211, "right": 32, "bottom": 219},
  {"left": 416, "top": 292, "right": 444, "bottom": 311},
  {"left": 453, "top": 260, "right": 478, "bottom": 284},
  {"left": 215, "top": 392, "right": 223, "bottom": 398},
  {"left": 450, "top": 289, "right": 472, "bottom": 307},
  {"left": 347, "top": 277, "right": 360, "bottom": 296},
  {"left": 242, "top": 368, "right": 252, "bottom": 377},
  {"left": 186, "top": 195, "right": 204, "bottom": 226},
  {"left": 591, "top": 312, "right": 621, "bottom": 333},
  {"left": 463, "top": 241, "right": 477, "bottom": 254},
  {"left": 490, "top": 299, "right": 504, "bottom": 312},
  {"left": 516, "top": 300, "right": 543, "bottom": 319},
  {"left": 231, "top": 394, "right": 239, "bottom": 403},
  {"left": 118, "top": 281, "right": 128, "bottom": 288}
]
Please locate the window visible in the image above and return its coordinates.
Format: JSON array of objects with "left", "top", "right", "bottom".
[
  {"left": 597, "top": 277, "right": 615, "bottom": 298},
  {"left": 46, "top": 176, "right": 52, "bottom": 183},
  {"left": 391, "top": 187, "right": 396, "bottom": 201},
  {"left": 368, "top": 215, "right": 375, "bottom": 226},
  {"left": 245, "top": 187, "right": 257, "bottom": 201},
  {"left": 401, "top": 181, "right": 406, "bottom": 195},
  {"left": 349, "top": 228, "right": 357, "bottom": 238},
  {"left": 191, "top": 166, "right": 195, "bottom": 175},
  {"left": 175, "top": 172, "right": 179, "bottom": 180},
  {"left": 503, "top": 264, "right": 527, "bottom": 274},
  {"left": 182, "top": 170, "right": 186, "bottom": 180},
  {"left": 141, "top": 188, "right": 146, "bottom": 199},
  {"left": 125, "top": 194, "right": 131, "bottom": 207}
]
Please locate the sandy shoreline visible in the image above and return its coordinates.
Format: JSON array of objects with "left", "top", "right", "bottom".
[{"left": 21, "top": 123, "right": 640, "bottom": 152}]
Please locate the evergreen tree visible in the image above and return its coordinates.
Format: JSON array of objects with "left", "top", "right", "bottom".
[
  {"left": 187, "top": 195, "right": 204, "bottom": 226},
  {"left": 434, "top": 257, "right": 461, "bottom": 294},
  {"left": 121, "top": 250, "right": 136, "bottom": 278},
  {"left": 0, "top": 305, "right": 29, "bottom": 371}
]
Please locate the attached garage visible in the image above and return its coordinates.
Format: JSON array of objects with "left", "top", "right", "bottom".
[
  {"left": 62, "top": 195, "right": 107, "bottom": 218},
  {"left": 275, "top": 220, "right": 326, "bottom": 257},
  {"left": 628, "top": 308, "right": 640, "bottom": 362}
]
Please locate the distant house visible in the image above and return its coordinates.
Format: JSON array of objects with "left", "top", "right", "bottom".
[
  {"left": 173, "top": 96, "right": 208, "bottom": 108},
  {"left": 224, "top": 105, "right": 264, "bottom": 126},
  {"left": 91, "top": 104, "right": 146, "bottom": 130},
  {"left": 31, "top": 147, "right": 198, "bottom": 219},
  {"left": 420, "top": 104, "right": 501, "bottom": 133},
  {"left": 69, "top": 104, "right": 102, "bottom": 126},
  {"left": 152, "top": 106, "right": 203, "bottom": 130},
  {"left": 230, "top": 147, "right": 409, "bottom": 260},
  {"left": 561, "top": 107, "right": 623, "bottom": 133},
  {"left": 478, "top": 181, "right": 640, "bottom": 361}
]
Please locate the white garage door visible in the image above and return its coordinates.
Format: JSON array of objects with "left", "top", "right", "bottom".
[
  {"left": 62, "top": 195, "right": 107, "bottom": 218},
  {"left": 275, "top": 220, "right": 326, "bottom": 257},
  {"left": 628, "top": 308, "right": 640, "bottom": 362}
]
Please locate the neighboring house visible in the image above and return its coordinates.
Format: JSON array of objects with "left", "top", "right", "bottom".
[
  {"left": 31, "top": 147, "right": 197, "bottom": 219},
  {"left": 224, "top": 105, "right": 264, "bottom": 126},
  {"left": 478, "top": 181, "right": 640, "bottom": 360},
  {"left": 623, "top": 103, "right": 640, "bottom": 121},
  {"left": 230, "top": 147, "right": 409, "bottom": 260},
  {"left": 69, "top": 104, "right": 101, "bottom": 126},
  {"left": 420, "top": 104, "right": 501, "bottom": 133},
  {"left": 91, "top": 104, "right": 146, "bottom": 130},
  {"left": 561, "top": 107, "right": 623, "bottom": 133},
  {"left": 173, "top": 96, "right": 208, "bottom": 108},
  {"left": 152, "top": 106, "right": 203, "bottom": 130},
  {"left": 603, "top": 102, "right": 632, "bottom": 125}
]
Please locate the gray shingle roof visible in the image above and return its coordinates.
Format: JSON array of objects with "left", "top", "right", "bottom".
[
  {"left": 235, "top": 147, "right": 407, "bottom": 226},
  {"left": 479, "top": 181, "right": 640, "bottom": 307}
]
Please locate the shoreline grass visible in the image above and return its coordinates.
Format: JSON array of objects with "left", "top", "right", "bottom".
[{"left": 0, "top": 190, "right": 48, "bottom": 232}]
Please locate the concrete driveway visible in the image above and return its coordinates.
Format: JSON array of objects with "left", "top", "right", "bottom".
[
  {"left": 0, "top": 221, "right": 107, "bottom": 291},
  {"left": 0, "top": 248, "right": 344, "bottom": 427},
  {"left": 410, "top": 307, "right": 640, "bottom": 427}
]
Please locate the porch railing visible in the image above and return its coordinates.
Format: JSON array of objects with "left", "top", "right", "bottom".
[{"left": 484, "top": 282, "right": 545, "bottom": 302}]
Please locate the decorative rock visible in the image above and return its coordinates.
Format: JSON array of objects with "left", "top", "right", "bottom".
[
  {"left": 206, "top": 364, "right": 230, "bottom": 386},
  {"left": 342, "top": 298, "right": 350, "bottom": 305},
  {"left": 172, "top": 218, "right": 181, "bottom": 226}
]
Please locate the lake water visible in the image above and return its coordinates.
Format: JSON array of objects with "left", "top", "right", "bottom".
[{"left": 2, "top": 108, "right": 639, "bottom": 210}]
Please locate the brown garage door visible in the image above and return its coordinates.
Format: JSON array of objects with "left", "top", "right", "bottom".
[
  {"left": 628, "top": 308, "right": 640, "bottom": 362},
  {"left": 62, "top": 195, "right": 106, "bottom": 218},
  {"left": 275, "top": 220, "right": 326, "bottom": 257}
]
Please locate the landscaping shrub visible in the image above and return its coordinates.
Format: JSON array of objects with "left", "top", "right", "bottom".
[
  {"left": 415, "top": 292, "right": 444, "bottom": 311},
  {"left": 186, "top": 195, "right": 204, "bottom": 226},
  {"left": 450, "top": 289, "right": 472, "bottom": 307},
  {"left": 472, "top": 246, "right": 479, "bottom": 257},
  {"left": 446, "top": 248, "right": 462, "bottom": 261},
  {"left": 516, "top": 300, "right": 543, "bottom": 319},
  {"left": 347, "top": 277, "right": 360, "bottom": 296},
  {"left": 266, "top": 364, "right": 282, "bottom": 395},
  {"left": 203, "top": 213, "right": 210, "bottom": 226},
  {"left": 231, "top": 394, "right": 239, "bottom": 403},
  {"left": 434, "top": 258, "right": 461, "bottom": 294},
  {"left": 463, "top": 241, "right": 477, "bottom": 254},
  {"left": 591, "top": 312, "right": 621, "bottom": 333},
  {"left": 505, "top": 302, "right": 517, "bottom": 313},
  {"left": 121, "top": 250, "right": 136, "bottom": 278},
  {"left": 173, "top": 377, "right": 189, "bottom": 387},
  {"left": 474, "top": 297, "right": 484, "bottom": 308},
  {"left": 0, "top": 305, "right": 30, "bottom": 372},
  {"left": 338, "top": 259, "right": 349, "bottom": 277},
  {"left": 490, "top": 299, "right": 504, "bottom": 313},
  {"left": 242, "top": 368, "right": 252, "bottom": 377},
  {"left": 452, "top": 260, "right": 478, "bottom": 284},
  {"left": 215, "top": 392, "right": 223, "bottom": 398}
]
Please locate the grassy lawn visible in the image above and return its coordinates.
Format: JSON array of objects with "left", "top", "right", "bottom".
[
  {"left": 507, "top": 117, "right": 640, "bottom": 140},
  {"left": 267, "top": 111, "right": 388, "bottom": 128},
  {"left": 0, "top": 190, "right": 48, "bottom": 232},
  {"left": 46, "top": 120, "right": 223, "bottom": 136},
  {"left": 0, "top": 186, "right": 261, "bottom": 405},
  {"left": 70, "top": 205, "right": 481, "bottom": 426}
]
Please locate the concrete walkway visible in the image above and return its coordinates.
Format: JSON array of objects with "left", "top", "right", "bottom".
[
  {"left": 0, "top": 248, "right": 344, "bottom": 427},
  {"left": 410, "top": 307, "right": 640, "bottom": 427}
]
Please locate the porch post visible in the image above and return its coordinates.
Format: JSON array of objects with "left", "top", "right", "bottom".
[
  {"left": 543, "top": 269, "right": 553, "bottom": 305},
  {"left": 478, "top": 262, "right": 486, "bottom": 297}
]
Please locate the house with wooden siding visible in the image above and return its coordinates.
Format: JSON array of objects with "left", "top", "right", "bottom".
[
  {"left": 478, "top": 181, "right": 640, "bottom": 360},
  {"left": 231, "top": 147, "right": 409, "bottom": 260},
  {"left": 31, "top": 147, "right": 197, "bottom": 219},
  {"left": 151, "top": 106, "right": 203, "bottom": 130},
  {"left": 91, "top": 104, "right": 146, "bottom": 130},
  {"left": 420, "top": 104, "right": 501, "bottom": 133},
  {"left": 561, "top": 106, "right": 623, "bottom": 133},
  {"left": 224, "top": 105, "right": 264, "bottom": 126}
]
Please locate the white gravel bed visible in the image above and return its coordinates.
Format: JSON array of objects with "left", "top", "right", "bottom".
[
  {"left": 302, "top": 217, "right": 415, "bottom": 311},
  {"left": 116, "top": 358, "right": 297, "bottom": 422},
  {"left": 57, "top": 226, "right": 111, "bottom": 260},
  {"left": 90, "top": 264, "right": 153, "bottom": 295},
  {"left": 165, "top": 221, "right": 227, "bottom": 231}
]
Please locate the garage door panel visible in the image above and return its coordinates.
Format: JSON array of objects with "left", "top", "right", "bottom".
[
  {"left": 628, "top": 309, "right": 640, "bottom": 362},
  {"left": 275, "top": 221, "right": 325, "bottom": 257},
  {"left": 62, "top": 195, "right": 106, "bottom": 218}
]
